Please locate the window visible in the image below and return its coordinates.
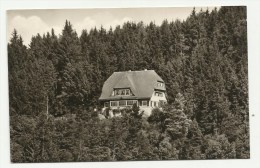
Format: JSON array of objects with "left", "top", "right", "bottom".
[
  {"left": 157, "top": 81, "right": 164, "bottom": 87},
  {"left": 110, "top": 101, "right": 118, "bottom": 107},
  {"left": 155, "top": 92, "right": 163, "bottom": 97},
  {"left": 142, "top": 101, "right": 147, "bottom": 106},
  {"left": 154, "top": 101, "right": 157, "bottom": 107},
  {"left": 119, "top": 100, "right": 127, "bottom": 106},
  {"left": 114, "top": 89, "right": 131, "bottom": 96},
  {"left": 127, "top": 100, "right": 133, "bottom": 106},
  {"left": 127, "top": 100, "right": 137, "bottom": 106},
  {"left": 104, "top": 102, "right": 109, "bottom": 107}
]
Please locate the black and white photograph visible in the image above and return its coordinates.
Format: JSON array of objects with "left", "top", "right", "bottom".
[
  {"left": 1, "top": 0, "right": 260, "bottom": 167},
  {"left": 6, "top": 6, "right": 251, "bottom": 163}
]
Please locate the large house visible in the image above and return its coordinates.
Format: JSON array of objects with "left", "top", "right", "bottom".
[{"left": 99, "top": 69, "right": 167, "bottom": 116}]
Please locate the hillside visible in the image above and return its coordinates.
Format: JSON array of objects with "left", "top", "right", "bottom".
[{"left": 8, "top": 6, "right": 249, "bottom": 162}]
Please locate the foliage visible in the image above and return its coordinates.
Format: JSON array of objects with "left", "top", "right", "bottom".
[{"left": 8, "top": 7, "right": 249, "bottom": 162}]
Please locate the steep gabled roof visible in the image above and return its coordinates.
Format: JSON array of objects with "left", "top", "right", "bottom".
[{"left": 99, "top": 70, "right": 166, "bottom": 100}]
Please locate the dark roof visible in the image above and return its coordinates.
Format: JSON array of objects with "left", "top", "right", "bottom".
[{"left": 99, "top": 70, "right": 166, "bottom": 100}]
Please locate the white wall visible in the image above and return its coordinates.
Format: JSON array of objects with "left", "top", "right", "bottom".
[{"left": 149, "top": 91, "right": 167, "bottom": 107}]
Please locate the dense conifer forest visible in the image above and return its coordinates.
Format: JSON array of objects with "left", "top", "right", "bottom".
[{"left": 8, "top": 6, "right": 249, "bottom": 162}]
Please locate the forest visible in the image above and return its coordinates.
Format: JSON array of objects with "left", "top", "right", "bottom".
[{"left": 8, "top": 6, "right": 249, "bottom": 162}]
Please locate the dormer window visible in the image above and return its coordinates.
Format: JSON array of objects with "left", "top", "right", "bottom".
[
  {"left": 157, "top": 81, "right": 164, "bottom": 87},
  {"left": 113, "top": 88, "right": 131, "bottom": 96}
]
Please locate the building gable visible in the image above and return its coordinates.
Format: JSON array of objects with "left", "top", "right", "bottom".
[{"left": 99, "top": 70, "right": 166, "bottom": 101}]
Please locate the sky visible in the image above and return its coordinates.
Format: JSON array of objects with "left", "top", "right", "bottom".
[{"left": 7, "top": 7, "right": 218, "bottom": 46}]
